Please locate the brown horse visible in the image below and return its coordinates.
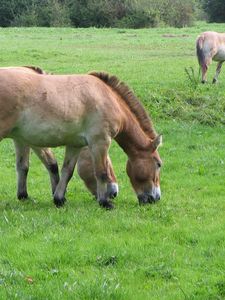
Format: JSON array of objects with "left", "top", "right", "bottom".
[
  {"left": 1, "top": 66, "right": 118, "bottom": 202},
  {"left": 0, "top": 68, "right": 162, "bottom": 208},
  {"left": 196, "top": 31, "right": 225, "bottom": 83}
]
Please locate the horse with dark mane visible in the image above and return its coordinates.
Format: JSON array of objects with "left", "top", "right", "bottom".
[
  {"left": 0, "top": 68, "right": 162, "bottom": 208},
  {"left": 196, "top": 31, "right": 225, "bottom": 83}
]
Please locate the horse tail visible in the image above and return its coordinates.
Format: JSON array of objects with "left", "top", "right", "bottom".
[{"left": 196, "top": 35, "right": 206, "bottom": 68}]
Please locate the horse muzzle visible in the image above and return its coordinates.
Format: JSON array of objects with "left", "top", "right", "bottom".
[
  {"left": 107, "top": 182, "right": 119, "bottom": 199},
  {"left": 138, "top": 186, "right": 161, "bottom": 205}
]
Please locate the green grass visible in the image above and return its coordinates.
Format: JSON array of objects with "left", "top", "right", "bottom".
[{"left": 0, "top": 22, "right": 225, "bottom": 299}]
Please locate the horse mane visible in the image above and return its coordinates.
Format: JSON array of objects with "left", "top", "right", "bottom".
[
  {"left": 89, "top": 71, "right": 157, "bottom": 139},
  {"left": 23, "top": 66, "right": 49, "bottom": 74}
]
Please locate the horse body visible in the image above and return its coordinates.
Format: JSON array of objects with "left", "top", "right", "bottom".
[
  {"left": 196, "top": 31, "right": 225, "bottom": 83},
  {"left": 0, "top": 67, "right": 118, "bottom": 203},
  {"left": 0, "top": 68, "right": 161, "bottom": 208},
  {"left": 0, "top": 71, "right": 120, "bottom": 148}
]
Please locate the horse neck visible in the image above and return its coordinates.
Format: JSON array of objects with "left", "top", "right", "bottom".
[{"left": 115, "top": 114, "right": 150, "bottom": 158}]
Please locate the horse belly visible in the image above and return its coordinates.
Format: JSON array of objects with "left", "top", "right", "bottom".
[
  {"left": 10, "top": 112, "right": 87, "bottom": 147},
  {"left": 213, "top": 45, "right": 225, "bottom": 61}
]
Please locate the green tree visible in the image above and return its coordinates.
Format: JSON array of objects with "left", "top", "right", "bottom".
[
  {"left": 0, "top": 0, "right": 199, "bottom": 28},
  {"left": 162, "top": 0, "right": 195, "bottom": 27},
  {"left": 0, "top": 0, "right": 31, "bottom": 26},
  {"left": 202, "top": 0, "right": 225, "bottom": 22},
  {"left": 12, "top": 0, "right": 71, "bottom": 27}
]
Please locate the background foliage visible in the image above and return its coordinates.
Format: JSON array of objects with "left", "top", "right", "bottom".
[
  {"left": 0, "top": 0, "right": 222, "bottom": 28},
  {"left": 201, "top": 0, "right": 225, "bottom": 22}
]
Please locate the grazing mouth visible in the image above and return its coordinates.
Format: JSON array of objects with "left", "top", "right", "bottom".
[{"left": 138, "top": 192, "right": 160, "bottom": 205}]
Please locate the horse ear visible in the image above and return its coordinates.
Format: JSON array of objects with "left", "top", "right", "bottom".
[{"left": 150, "top": 135, "right": 162, "bottom": 152}]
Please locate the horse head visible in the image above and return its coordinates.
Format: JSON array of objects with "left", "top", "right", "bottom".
[{"left": 126, "top": 135, "right": 162, "bottom": 204}]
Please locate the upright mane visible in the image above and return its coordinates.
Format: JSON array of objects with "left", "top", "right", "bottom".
[
  {"left": 23, "top": 66, "right": 48, "bottom": 74},
  {"left": 89, "top": 71, "right": 157, "bottom": 139}
]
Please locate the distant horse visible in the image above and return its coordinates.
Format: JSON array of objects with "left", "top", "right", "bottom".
[
  {"left": 0, "top": 68, "right": 162, "bottom": 209},
  {"left": 196, "top": 31, "right": 225, "bottom": 83},
  {"left": 0, "top": 66, "right": 118, "bottom": 202}
]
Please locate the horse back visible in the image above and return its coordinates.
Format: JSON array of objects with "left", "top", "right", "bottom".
[{"left": 0, "top": 69, "right": 122, "bottom": 144}]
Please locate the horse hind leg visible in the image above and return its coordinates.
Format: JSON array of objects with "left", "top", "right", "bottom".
[
  {"left": 32, "top": 147, "right": 60, "bottom": 195},
  {"left": 213, "top": 61, "right": 223, "bottom": 84},
  {"left": 53, "top": 146, "right": 80, "bottom": 207},
  {"left": 13, "top": 140, "right": 30, "bottom": 200},
  {"left": 201, "top": 55, "right": 213, "bottom": 84},
  {"left": 201, "top": 64, "right": 208, "bottom": 84}
]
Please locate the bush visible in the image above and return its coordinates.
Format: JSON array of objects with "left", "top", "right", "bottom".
[
  {"left": 7, "top": 0, "right": 71, "bottom": 27},
  {"left": 116, "top": 9, "right": 159, "bottom": 28},
  {"left": 160, "top": 0, "right": 195, "bottom": 27},
  {"left": 202, "top": 0, "right": 225, "bottom": 22},
  {"left": 0, "top": 0, "right": 197, "bottom": 28}
]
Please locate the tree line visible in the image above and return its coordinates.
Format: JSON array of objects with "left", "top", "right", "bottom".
[{"left": 0, "top": 0, "right": 224, "bottom": 28}]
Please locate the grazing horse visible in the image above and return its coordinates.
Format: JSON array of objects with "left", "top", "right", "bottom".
[
  {"left": 196, "top": 31, "right": 225, "bottom": 83},
  {"left": 0, "top": 68, "right": 162, "bottom": 208},
  {"left": 1, "top": 66, "right": 118, "bottom": 202}
]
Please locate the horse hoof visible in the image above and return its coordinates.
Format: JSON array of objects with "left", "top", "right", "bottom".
[
  {"left": 212, "top": 78, "right": 217, "bottom": 84},
  {"left": 99, "top": 200, "right": 114, "bottom": 209},
  {"left": 54, "top": 196, "right": 66, "bottom": 208},
  {"left": 17, "top": 192, "right": 28, "bottom": 200}
]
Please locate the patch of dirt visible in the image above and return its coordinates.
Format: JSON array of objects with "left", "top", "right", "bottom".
[{"left": 162, "top": 34, "right": 190, "bottom": 38}]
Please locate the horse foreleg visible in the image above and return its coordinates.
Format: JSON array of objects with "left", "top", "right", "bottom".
[
  {"left": 32, "top": 147, "right": 60, "bottom": 195},
  {"left": 89, "top": 141, "right": 114, "bottom": 209},
  {"left": 13, "top": 140, "right": 30, "bottom": 200},
  {"left": 213, "top": 61, "right": 223, "bottom": 84},
  {"left": 53, "top": 146, "right": 80, "bottom": 207}
]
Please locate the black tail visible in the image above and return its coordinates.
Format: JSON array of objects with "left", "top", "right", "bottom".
[{"left": 196, "top": 36, "right": 206, "bottom": 68}]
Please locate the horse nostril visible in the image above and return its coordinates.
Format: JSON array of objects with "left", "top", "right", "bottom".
[
  {"left": 109, "top": 191, "right": 117, "bottom": 199},
  {"left": 107, "top": 183, "right": 119, "bottom": 199},
  {"left": 148, "top": 194, "right": 160, "bottom": 203},
  {"left": 154, "top": 194, "right": 161, "bottom": 201},
  {"left": 113, "top": 192, "right": 117, "bottom": 198}
]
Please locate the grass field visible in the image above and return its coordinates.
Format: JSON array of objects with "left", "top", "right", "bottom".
[{"left": 0, "top": 22, "right": 225, "bottom": 299}]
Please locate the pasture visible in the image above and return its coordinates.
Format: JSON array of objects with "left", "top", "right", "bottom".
[{"left": 0, "top": 23, "right": 224, "bottom": 299}]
